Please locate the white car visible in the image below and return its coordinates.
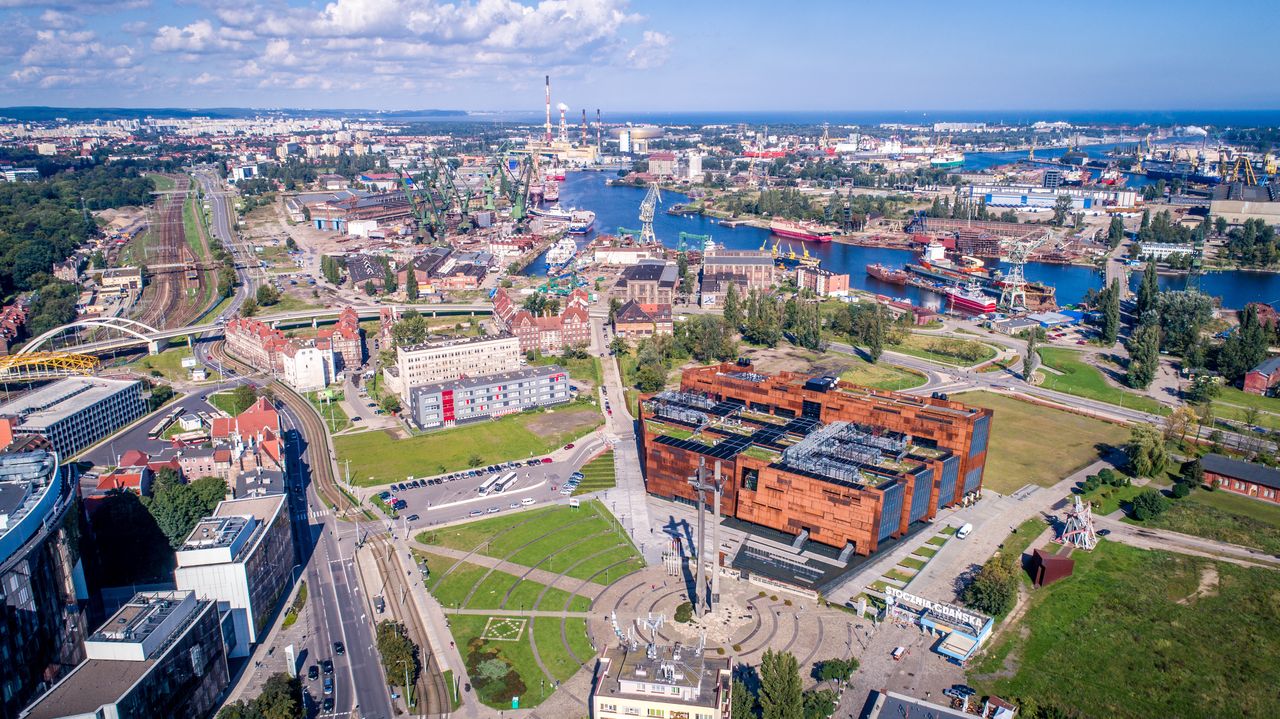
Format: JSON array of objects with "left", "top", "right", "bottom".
[{"left": 521, "top": 498, "right": 536, "bottom": 506}]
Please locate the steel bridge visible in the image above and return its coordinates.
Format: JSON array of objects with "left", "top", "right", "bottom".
[{"left": 0, "top": 351, "right": 100, "bottom": 381}]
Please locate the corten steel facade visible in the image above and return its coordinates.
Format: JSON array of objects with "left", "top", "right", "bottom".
[{"left": 640, "top": 363, "right": 991, "bottom": 556}]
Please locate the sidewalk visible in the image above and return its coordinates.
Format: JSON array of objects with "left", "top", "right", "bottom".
[{"left": 408, "top": 541, "right": 609, "bottom": 599}]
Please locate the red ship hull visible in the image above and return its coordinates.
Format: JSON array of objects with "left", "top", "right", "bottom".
[
  {"left": 945, "top": 290, "right": 997, "bottom": 314},
  {"left": 771, "top": 226, "right": 832, "bottom": 243}
]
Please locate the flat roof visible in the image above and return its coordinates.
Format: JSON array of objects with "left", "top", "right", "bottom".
[
  {"left": 398, "top": 332, "right": 514, "bottom": 354},
  {"left": 23, "top": 658, "right": 153, "bottom": 719},
  {"left": 410, "top": 364, "right": 565, "bottom": 395},
  {"left": 213, "top": 494, "right": 286, "bottom": 525},
  {"left": 595, "top": 645, "right": 728, "bottom": 708},
  {"left": 181, "top": 515, "right": 250, "bottom": 550},
  {"left": 0, "top": 377, "right": 139, "bottom": 429}
]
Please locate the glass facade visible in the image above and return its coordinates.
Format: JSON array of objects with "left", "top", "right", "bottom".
[
  {"left": 109, "top": 601, "right": 229, "bottom": 719},
  {"left": 937, "top": 455, "right": 959, "bottom": 509},
  {"left": 908, "top": 468, "right": 933, "bottom": 523},
  {"left": 878, "top": 482, "right": 905, "bottom": 542},
  {"left": 244, "top": 511, "right": 294, "bottom": 641}
]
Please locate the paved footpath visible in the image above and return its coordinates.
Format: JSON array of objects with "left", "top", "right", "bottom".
[{"left": 409, "top": 541, "right": 609, "bottom": 599}]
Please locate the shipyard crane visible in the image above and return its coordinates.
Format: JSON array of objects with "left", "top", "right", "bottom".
[
  {"left": 639, "top": 183, "right": 661, "bottom": 245},
  {"left": 678, "top": 232, "right": 712, "bottom": 254},
  {"left": 999, "top": 231, "right": 1050, "bottom": 310}
]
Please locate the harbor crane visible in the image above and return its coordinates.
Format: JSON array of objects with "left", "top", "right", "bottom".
[
  {"left": 639, "top": 183, "right": 661, "bottom": 245},
  {"left": 999, "top": 231, "right": 1050, "bottom": 310}
]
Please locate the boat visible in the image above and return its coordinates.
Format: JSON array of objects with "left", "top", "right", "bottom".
[
  {"left": 543, "top": 181, "right": 560, "bottom": 202},
  {"left": 769, "top": 219, "right": 836, "bottom": 243},
  {"left": 930, "top": 151, "right": 965, "bottom": 169},
  {"left": 529, "top": 204, "right": 574, "bottom": 221},
  {"left": 567, "top": 209, "right": 595, "bottom": 234},
  {"left": 544, "top": 236, "right": 578, "bottom": 265},
  {"left": 945, "top": 282, "right": 998, "bottom": 314},
  {"left": 866, "top": 263, "right": 909, "bottom": 285}
]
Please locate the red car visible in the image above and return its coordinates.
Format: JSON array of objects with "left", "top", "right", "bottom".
[
  {"left": 564, "top": 443, "right": 575, "bottom": 450},
  {"left": 541, "top": 457, "right": 552, "bottom": 464}
]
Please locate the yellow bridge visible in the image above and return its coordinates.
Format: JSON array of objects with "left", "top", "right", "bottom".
[{"left": 0, "top": 352, "right": 100, "bottom": 381}]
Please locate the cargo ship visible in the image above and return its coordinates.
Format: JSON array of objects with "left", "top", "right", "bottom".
[
  {"left": 945, "top": 282, "right": 998, "bottom": 314},
  {"left": 529, "top": 204, "right": 574, "bottom": 221},
  {"left": 770, "top": 219, "right": 837, "bottom": 243},
  {"left": 543, "top": 180, "right": 560, "bottom": 202},
  {"left": 544, "top": 236, "right": 578, "bottom": 265},
  {"left": 866, "top": 263, "right": 909, "bottom": 285},
  {"left": 567, "top": 209, "right": 596, "bottom": 234},
  {"left": 1143, "top": 159, "right": 1222, "bottom": 186},
  {"left": 930, "top": 151, "right": 965, "bottom": 169}
]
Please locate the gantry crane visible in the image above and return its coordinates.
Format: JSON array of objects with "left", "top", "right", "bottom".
[
  {"left": 639, "top": 183, "right": 661, "bottom": 245},
  {"left": 999, "top": 232, "right": 1049, "bottom": 310}
]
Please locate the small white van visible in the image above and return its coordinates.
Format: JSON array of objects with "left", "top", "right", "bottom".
[
  {"left": 956, "top": 523, "right": 973, "bottom": 539},
  {"left": 520, "top": 497, "right": 536, "bottom": 506}
]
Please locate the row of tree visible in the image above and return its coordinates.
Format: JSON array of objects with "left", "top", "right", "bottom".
[{"left": 731, "top": 650, "right": 856, "bottom": 719}]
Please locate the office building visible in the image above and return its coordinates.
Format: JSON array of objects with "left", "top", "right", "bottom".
[
  {"left": 612, "top": 261, "right": 678, "bottom": 305},
  {"left": 0, "top": 378, "right": 146, "bottom": 459},
  {"left": 394, "top": 334, "right": 521, "bottom": 401},
  {"left": 0, "top": 452, "right": 86, "bottom": 719},
  {"left": 640, "top": 364, "right": 990, "bottom": 571},
  {"left": 174, "top": 495, "right": 293, "bottom": 657},
  {"left": 591, "top": 644, "right": 731, "bottom": 719},
  {"left": 408, "top": 365, "right": 571, "bottom": 429},
  {"left": 701, "top": 253, "right": 775, "bottom": 289},
  {"left": 21, "top": 591, "right": 230, "bottom": 719}
]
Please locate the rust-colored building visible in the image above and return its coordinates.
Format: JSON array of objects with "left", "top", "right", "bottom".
[{"left": 640, "top": 363, "right": 991, "bottom": 557}]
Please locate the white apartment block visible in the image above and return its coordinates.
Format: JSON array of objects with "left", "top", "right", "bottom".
[{"left": 394, "top": 334, "right": 521, "bottom": 401}]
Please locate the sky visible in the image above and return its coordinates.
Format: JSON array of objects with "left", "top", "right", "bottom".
[{"left": 0, "top": 0, "right": 1277, "bottom": 112}]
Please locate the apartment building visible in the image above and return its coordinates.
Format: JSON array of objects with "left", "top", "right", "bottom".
[
  {"left": 407, "top": 365, "right": 571, "bottom": 429},
  {"left": 591, "top": 644, "right": 731, "bottom": 719},
  {"left": 394, "top": 334, "right": 521, "bottom": 401}
]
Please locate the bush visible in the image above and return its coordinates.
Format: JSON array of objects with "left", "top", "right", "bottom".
[
  {"left": 1171, "top": 481, "right": 1191, "bottom": 499},
  {"left": 674, "top": 601, "right": 693, "bottom": 623},
  {"left": 961, "top": 552, "right": 1019, "bottom": 616},
  {"left": 1131, "top": 488, "right": 1172, "bottom": 521}
]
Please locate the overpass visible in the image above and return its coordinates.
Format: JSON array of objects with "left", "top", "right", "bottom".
[{"left": 22, "top": 303, "right": 492, "bottom": 356}]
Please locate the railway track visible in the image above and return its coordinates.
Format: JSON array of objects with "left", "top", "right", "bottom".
[
  {"left": 134, "top": 175, "right": 204, "bottom": 329},
  {"left": 367, "top": 533, "right": 451, "bottom": 718}
]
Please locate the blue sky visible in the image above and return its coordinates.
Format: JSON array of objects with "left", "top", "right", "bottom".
[{"left": 0, "top": 0, "right": 1275, "bottom": 111}]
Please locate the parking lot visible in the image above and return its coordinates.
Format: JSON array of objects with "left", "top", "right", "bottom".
[{"left": 372, "top": 436, "right": 613, "bottom": 531}]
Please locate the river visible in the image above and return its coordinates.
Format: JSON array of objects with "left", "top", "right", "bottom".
[{"left": 527, "top": 169, "right": 1276, "bottom": 310}]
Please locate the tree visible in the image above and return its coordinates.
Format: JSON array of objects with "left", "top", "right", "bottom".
[
  {"left": 391, "top": 312, "right": 428, "bottom": 346},
  {"left": 148, "top": 384, "right": 175, "bottom": 411},
  {"left": 241, "top": 297, "right": 260, "bottom": 317},
  {"left": 723, "top": 281, "right": 742, "bottom": 329},
  {"left": 813, "top": 657, "right": 858, "bottom": 682},
  {"left": 1051, "top": 195, "right": 1073, "bottom": 226},
  {"left": 1102, "top": 279, "right": 1121, "bottom": 345},
  {"left": 1131, "top": 489, "right": 1171, "bottom": 520},
  {"left": 375, "top": 621, "right": 419, "bottom": 697},
  {"left": 743, "top": 290, "right": 783, "bottom": 347},
  {"left": 1140, "top": 208, "right": 1151, "bottom": 230},
  {"left": 381, "top": 257, "right": 397, "bottom": 293},
  {"left": 731, "top": 679, "right": 756, "bottom": 719},
  {"left": 404, "top": 267, "right": 418, "bottom": 300},
  {"left": 1219, "top": 304, "right": 1270, "bottom": 383},
  {"left": 1214, "top": 215, "right": 1229, "bottom": 236},
  {"left": 609, "top": 336, "right": 629, "bottom": 355},
  {"left": 1125, "top": 320, "right": 1160, "bottom": 389},
  {"left": 1136, "top": 261, "right": 1159, "bottom": 317},
  {"left": 320, "top": 255, "right": 342, "bottom": 285},
  {"left": 1106, "top": 216, "right": 1126, "bottom": 249},
  {"left": 1181, "top": 458, "right": 1204, "bottom": 488},
  {"left": 608, "top": 297, "right": 622, "bottom": 322},
  {"left": 90, "top": 250, "right": 107, "bottom": 269},
  {"left": 379, "top": 393, "right": 401, "bottom": 413},
  {"left": 255, "top": 284, "right": 280, "bottom": 307},
  {"left": 758, "top": 650, "right": 803, "bottom": 719},
  {"left": 1164, "top": 405, "right": 1199, "bottom": 445},
  {"left": 961, "top": 552, "right": 1018, "bottom": 616},
  {"left": 1155, "top": 291, "right": 1213, "bottom": 355},
  {"left": 143, "top": 475, "right": 229, "bottom": 548},
  {"left": 229, "top": 384, "right": 258, "bottom": 414},
  {"left": 801, "top": 690, "right": 837, "bottom": 719},
  {"left": 255, "top": 672, "right": 303, "bottom": 719},
  {"left": 1126, "top": 424, "right": 1168, "bottom": 478},
  {"left": 1024, "top": 330, "right": 1040, "bottom": 382}
]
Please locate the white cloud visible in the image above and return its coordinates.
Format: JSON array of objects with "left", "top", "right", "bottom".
[
  {"left": 626, "top": 30, "right": 670, "bottom": 69},
  {"left": 153, "top": 19, "right": 240, "bottom": 53}
]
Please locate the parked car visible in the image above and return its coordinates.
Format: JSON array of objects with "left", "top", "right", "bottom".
[
  {"left": 307, "top": 665, "right": 319, "bottom": 681},
  {"left": 564, "top": 443, "right": 575, "bottom": 450},
  {"left": 322, "top": 697, "right": 334, "bottom": 712},
  {"left": 323, "top": 677, "right": 334, "bottom": 695},
  {"left": 334, "top": 641, "right": 345, "bottom": 655},
  {"left": 541, "top": 458, "right": 552, "bottom": 464},
  {"left": 469, "top": 510, "right": 483, "bottom": 517},
  {"left": 487, "top": 506, "right": 499, "bottom": 514},
  {"left": 521, "top": 498, "right": 536, "bottom": 506},
  {"left": 322, "top": 659, "right": 334, "bottom": 675},
  {"left": 407, "top": 514, "right": 420, "bottom": 522}
]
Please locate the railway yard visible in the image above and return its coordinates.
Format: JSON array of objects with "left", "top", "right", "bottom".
[{"left": 129, "top": 175, "right": 212, "bottom": 329}]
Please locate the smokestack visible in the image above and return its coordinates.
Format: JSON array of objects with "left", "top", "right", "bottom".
[
  {"left": 581, "top": 109, "right": 588, "bottom": 145},
  {"left": 596, "top": 108, "right": 602, "bottom": 152},
  {"left": 544, "top": 75, "right": 552, "bottom": 144},
  {"left": 558, "top": 102, "right": 568, "bottom": 143}
]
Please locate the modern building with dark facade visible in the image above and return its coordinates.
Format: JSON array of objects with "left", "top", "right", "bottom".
[
  {"left": 640, "top": 363, "right": 990, "bottom": 561},
  {"left": 0, "top": 451, "right": 86, "bottom": 719},
  {"left": 407, "top": 365, "right": 571, "bottom": 429},
  {"left": 21, "top": 590, "right": 230, "bottom": 719}
]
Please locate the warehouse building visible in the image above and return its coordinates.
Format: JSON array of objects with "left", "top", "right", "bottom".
[
  {"left": 611, "top": 261, "right": 678, "bottom": 305},
  {"left": 963, "top": 183, "right": 1139, "bottom": 211},
  {"left": 21, "top": 591, "right": 229, "bottom": 719},
  {"left": 1210, "top": 182, "right": 1280, "bottom": 225},
  {"left": 408, "top": 365, "right": 570, "bottom": 429},
  {"left": 640, "top": 364, "right": 989, "bottom": 590},
  {"left": 0, "top": 378, "right": 146, "bottom": 459},
  {"left": 1201, "top": 453, "right": 1280, "bottom": 505}
]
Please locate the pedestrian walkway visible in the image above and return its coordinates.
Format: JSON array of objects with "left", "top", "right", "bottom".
[{"left": 408, "top": 541, "right": 609, "bottom": 599}]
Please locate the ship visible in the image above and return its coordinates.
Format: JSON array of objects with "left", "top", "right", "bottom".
[
  {"left": 906, "top": 251, "right": 1057, "bottom": 311},
  {"left": 866, "top": 263, "right": 909, "bottom": 285},
  {"left": 543, "top": 180, "right": 560, "bottom": 202},
  {"left": 930, "top": 151, "right": 965, "bottom": 169},
  {"left": 544, "top": 236, "right": 578, "bottom": 265},
  {"left": 567, "top": 209, "right": 596, "bottom": 234},
  {"left": 529, "top": 204, "right": 574, "bottom": 221},
  {"left": 770, "top": 219, "right": 836, "bottom": 243},
  {"left": 1143, "top": 159, "right": 1222, "bottom": 185},
  {"left": 945, "top": 282, "right": 998, "bottom": 314}
]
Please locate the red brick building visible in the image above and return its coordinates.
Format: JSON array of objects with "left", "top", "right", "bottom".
[
  {"left": 316, "top": 307, "right": 364, "bottom": 372},
  {"left": 492, "top": 288, "right": 591, "bottom": 354},
  {"left": 613, "top": 301, "right": 673, "bottom": 339},
  {"left": 1201, "top": 453, "right": 1280, "bottom": 504},
  {"left": 640, "top": 363, "right": 991, "bottom": 557},
  {"left": 1243, "top": 356, "right": 1280, "bottom": 395},
  {"left": 795, "top": 267, "right": 851, "bottom": 297}
]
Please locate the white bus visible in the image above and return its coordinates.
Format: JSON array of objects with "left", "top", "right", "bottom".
[
  {"left": 477, "top": 474, "right": 502, "bottom": 496},
  {"left": 494, "top": 472, "right": 518, "bottom": 493}
]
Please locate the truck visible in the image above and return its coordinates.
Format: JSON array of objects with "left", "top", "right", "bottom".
[{"left": 956, "top": 523, "right": 973, "bottom": 539}]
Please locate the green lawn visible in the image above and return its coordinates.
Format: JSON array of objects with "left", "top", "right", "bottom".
[
  {"left": 532, "top": 617, "right": 593, "bottom": 683},
  {"left": 127, "top": 345, "right": 219, "bottom": 383},
  {"left": 837, "top": 357, "right": 927, "bottom": 391},
  {"left": 335, "top": 405, "right": 602, "bottom": 486},
  {"left": 573, "top": 450, "right": 616, "bottom": 495},
  {"left": 419, "top": 549, "right": 590, "bottom": 613},
  {"left": 208, "top": 390, "right": 254, "bottom": 416},
  {"left": 530, "top": 352, "right": 603, "bottom": 387},
  {"left": 1075, "top": 483, "right": 1146, "bottom": 517},
  {"left": 954, "top": 392, "right": 1130, "bottom": 494},
  {"left": 449, "top": 614, "right": 549, "bottom": 709},
  {"left": 260, "top": 294, "right": 323, "bottom": 314},
  {"left": 898, "top": 557, "right": 927, "bottom": 571},
  {"left": 182, "top": 193, "right": 209, "bottom": 262},
  {"left": 888, "top": 333, "right": 997, "bottom": 366},
  {"left": 1140, "top": 488, "right": 1280, "bottom": 555},
  {"left": 416, "top": 501, "right": 642, "bottom": 581},
  {"left": 308, "top": 391, "right": 350, "bottom": 433},
  {"left": 1211, "top": 386, "right": 1280, "bottom": 431},
  {"left": 147, "top": 173, "right": 176, "bottom": 192},
  {"left": 971, "top": 542, "right": 1280, "bottom": 718},
  {"left": 1036, "top": 348, "right": 1168, "bottom": 415}
]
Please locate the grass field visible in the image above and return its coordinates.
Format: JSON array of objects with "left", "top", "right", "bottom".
[
  {"left": 1036, "top": 348, "right": 1167, "bottom": 415},
  {"left": 1211, "top": 385, "right": 1280, "bottom": 431},
  {"left": 1075, "top": 482, "right": 1146, "bottom": 517},
  {"left": 147, "top": 173, "right": 176, "bottom": 192},
  {"left": 417, "top": 501, "right": 642, "bottom": 581},
  {"left": 837, "top": 357, "right": 927, "bottom": 391},
  {"left": 182, "top": 194, "right": 209, "bottom": 262},
  {"left": 573, "top": 451, "right": 616, "bottom": 495},
  {"left": 532, "top": 617, "right": 593, "bottom": 682},
  {"left": 449, "top": 614, "right": 546, "bottom": 708},
  {"left": 1140, "top": 488, "right": 1280, "bottom": 554},
  {"left": 416, "top": 550, "right": 591, "bottom": 612},
  {"left": 971, "top": 541, "right": 1280, "bottom": 718},
  {"left": 335, "top": 405, "right": 602, "bottom": 486},
  {"left": 530, "top": 352, "right": 602, "bottom": 387},
  {"left": 308, "top": 391, "right": 350, "bottom": 433},
  {"left": 127, "top": 345, "right": 219, "bottom": 383},
  {"left": 955, "top": 392, "right": 1129, "bottom": 494},
  {"left": 888, "top": 333, "right": 997, "bottom": 366},
  {"left": 208, "top": 390, "right": 254, "bottom": 416}
]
